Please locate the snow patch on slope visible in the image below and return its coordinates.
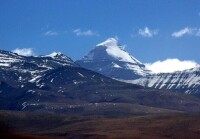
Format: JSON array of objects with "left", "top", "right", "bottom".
[{"left": 0, "top": 63, "right": 10, "bottom": 67}]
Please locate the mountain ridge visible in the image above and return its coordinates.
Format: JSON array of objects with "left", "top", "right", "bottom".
[
  {"left": 1, "top": 49, "right": 200, "bottom": 114},
  {"left": 77, "top": 38, "right": 200, "bottom": 95},
  {"left": 131, "top": 66, "right": 200, "bottom": 95}
]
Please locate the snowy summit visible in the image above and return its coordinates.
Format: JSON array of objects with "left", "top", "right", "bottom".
[
  {"left": 98, "top": 38, "right": 142, "bottom": 64},
  {"left": 77, "top": 38, "right": 149, "bottom": 80},
  {"left": 42, "top": 52, "right": 77, "bottom": 66},
  {"left": 46, "top": 52, "right": 63, "bottom": 58},
  {"left": 84, "top": 38, "right": 142, "bottom": 65}
]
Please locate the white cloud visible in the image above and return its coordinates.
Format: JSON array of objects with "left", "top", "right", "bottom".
[
  {"left": 138, "top": 27, "right": 158, "bottom": 37},
  {"left": 172, "top": 27, "right": 200, "bottom": 38},
  {"left": 12, "top": 48, "right": 34, "bottom": 56},
  {"left": 145, "top": 59, "right": 199, "bottom": 73},
  {"left": 171, "top": 27, "right": 193, "bottom": 37},
  {"left": 44, "top": 30, "right": 58, "bottom": 36},
  {"left": 73, "top": 29, "right": 99, "bottom": 36}
]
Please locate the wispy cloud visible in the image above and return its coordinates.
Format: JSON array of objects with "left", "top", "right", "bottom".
[
  {"left": 172, "top": 27, "right": 200, "bottom": 38},
  {"left": 171, "top": 27, "right": 194, "bottom": 37},
  {"left": 12, "top": 48, "right": 34, "bottom": 56},
  {"left": 145, "top": 59, "right": 199, "bottom": 73},
  {"left": 73, "top": 29, "right": 99, "bottom": 36},
  {"left": 43, "top": 30, "right": 58, "bottom": 36},
  {"left": 138, "top": 27, "right": 158, "bottom": 37}
]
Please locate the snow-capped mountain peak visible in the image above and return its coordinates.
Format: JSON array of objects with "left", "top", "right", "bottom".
[
  {"left": 84, "top": 38, "right": 142, "bottom": 64},
  {"left": 96, "top": 37, "right": 119, "bottom": 48},
  {"left": 77, "top": 38, "right": 150, "bottom": 80},
  {"left": 46, "top": 52, "right": 62, "bottom": 58},
  {"left": 42, "top": 52, "right": 77, "bottom": 66},
  {"left": 45, "top": 52, "right": 69, "bottom": 60}
]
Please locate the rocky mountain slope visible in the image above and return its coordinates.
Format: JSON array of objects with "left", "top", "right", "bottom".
[
  {"left": 0, "top": 49, "right": 200, "bottom": 114},
  {"left": 131, "top": 66, "right": 200, "bottom": 95},
  {"left": 0, "top": 50, "right": 78, "bottom": 88}
]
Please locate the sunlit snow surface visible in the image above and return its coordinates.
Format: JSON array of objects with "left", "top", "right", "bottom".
[
  {"left": 77, "top": 38, "right": 149, "bottom": 80},
  {"left": 97, "top": 38, "right": 141, "bottom": 64}
]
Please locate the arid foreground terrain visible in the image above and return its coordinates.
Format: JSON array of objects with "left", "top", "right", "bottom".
[{"left": 0, "top": 110, "right": 200, "bottom": 139}]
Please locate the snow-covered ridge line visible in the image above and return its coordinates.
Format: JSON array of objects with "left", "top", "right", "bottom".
[
  {"left": 0, "top": 49, "right": 78, "bottom": 86},
  {"left": 131, "top": 66, "right": 200, "bottom": 94},
  {"left": 0, "top": 49, "right": 77, "bottom": 65}
]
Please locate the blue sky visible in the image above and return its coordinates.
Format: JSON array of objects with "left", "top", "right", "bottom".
[{"left": 0, "top": 0, "right": 200, "bottom": 64}]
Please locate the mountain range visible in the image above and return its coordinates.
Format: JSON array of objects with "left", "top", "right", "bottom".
[
  {"left": 0, "top": 38, "right": 200, "bottom": 115},
  {"left": 0, "top": 51, "right": 199, "bottom": 114},
  {"left": 77, "top": 38, "right": 200, "bottom": 95}
]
